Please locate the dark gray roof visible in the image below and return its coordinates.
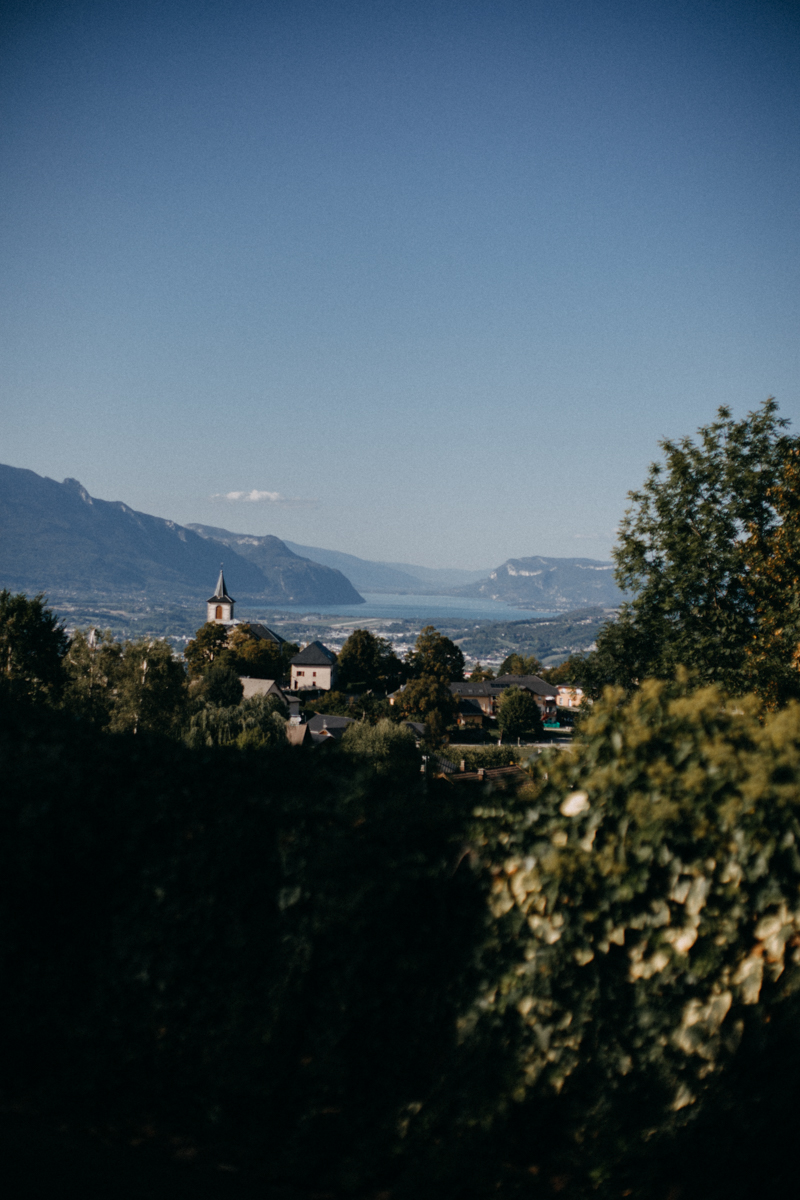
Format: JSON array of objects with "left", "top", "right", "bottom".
[
  {"left": 207, "top": 567, "right": 234, "bottom": 604},
  {"left": 457, "top": 698, "right": 485, "bottom": 716},
  {"left": 290, "top": 641, "right": 337, "bottom": 667},
  {"left": 243, "top": 622, "right": 285, "bottom": 646},
  {"left": 402, "top": 720, "right": 428, "bottom": 738},
  {"left": 307, "top": 713, "right": 355, "bottom": 738},
  {"left": 494, "top": 674, "right": 557, "bottom": 699},
  {"left": 450, "top": 681, "right": 503, "bottom": 698}
]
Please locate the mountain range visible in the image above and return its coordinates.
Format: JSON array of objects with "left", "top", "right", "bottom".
[
  {"left": 0, "top": 463, "right": 626, "bottom": 612},
  {"left": 457, "top": 556, "right": 625, "bottom": 609},
  {"left": 0, "top": 466, "right": 362, "bottom": 606}
]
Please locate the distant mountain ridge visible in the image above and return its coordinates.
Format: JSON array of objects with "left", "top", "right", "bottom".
[
  {"left": 458, "top": 556, "right": 626, "bottom": 608},
  {"left": 0, "top": 462, "right": 622, "bottom": 614},
  {"left": 0, "top": 465, "right": 364, "bottom": 607},
  {"left": 188, "top": 525, "right": 363, "bottom": 605},
  {"left": 283, "top": 541, "right": 490, "bottom": 594}
]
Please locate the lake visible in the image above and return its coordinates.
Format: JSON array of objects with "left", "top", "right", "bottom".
[{"left": 251, "top": 592, "right": 557, "bottom": 623}]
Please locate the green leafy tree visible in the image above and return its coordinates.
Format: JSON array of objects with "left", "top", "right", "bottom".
[
  {"left": 739, "top": 444, "right": 800, "bottom": 705},
  {"left": 539, "top": 654, "right": 586, "bottom": 686},
  {"left": 340, "top": 718, "right": 420, "bottom": 776},
  {"left": 396, "top": 674, "right": 457, "bottom": 741},
  {"left": 462, "top": 673, "right": 800, "bottom": 1192},
  {"left": 497, "top": 652, "right": 544, "bottom": 677},
  {"left": 0, "top": 590, "right": 69, "bottom": 702},
  {"left": 109, "top": 638, "right": 187, "bottom": 735},
  {"left": 278, "top": 641, "right": 299, "bottom": 679},
  {"left": 496, "top": 686, "right": 543, "bottom": 742},
  {"left": 199, "top": 663, "right": 244, "bottom": 707},
  {"left": 184, "top": 622, "right": 235, "bottom": 678},
  {"left": 228, "top": 625, "right": 283, "bottom": 680},
  {"left": 586, "top": 399, "right": 800, "bottom": 698},
  {"left": 468, "top": 662, "right": 495, "bottom": 681},
  {"left": 62, "top": 628, "right": 120, "bottom": 724},
  {"left": 406, "top": 625, "right": 465, "bottom": 682},
  {"left": 185, "top": 693, "right": 287, "bottom": 750},
  {"left": 337, "top": 628, "right": 405, "bottom": 692}
]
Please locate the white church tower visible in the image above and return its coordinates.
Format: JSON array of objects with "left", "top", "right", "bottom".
[{"left": 207, "top": 567, "right": 235, "bottom": 624}]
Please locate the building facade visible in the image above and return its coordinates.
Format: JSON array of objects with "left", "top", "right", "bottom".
[{"left": 289, "top": 641, "right": 338, "bottom": 691}]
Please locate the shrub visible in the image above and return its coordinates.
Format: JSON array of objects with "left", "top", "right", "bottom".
[
  {"left": 340, "top": 717, "right": 420, "bottom": 776},
  {"left": 440, "top": 745, "right": 518, "bottom": 771},
  {"left": 450, "top": 674, "right": 800, "bottom": 1194}
]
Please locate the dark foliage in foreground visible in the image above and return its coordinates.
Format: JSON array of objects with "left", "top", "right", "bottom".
[{"left": 4, "top": 679, "right": 800, "bottom": 1198}]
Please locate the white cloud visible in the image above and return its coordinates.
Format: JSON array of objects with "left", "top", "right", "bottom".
[{"left": 214, "top": 489, "right": 284, "bottom": 503}]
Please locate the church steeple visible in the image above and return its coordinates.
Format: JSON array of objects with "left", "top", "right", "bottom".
[{"left": 207, "top": 566, "right": 235, "bottom": 623}]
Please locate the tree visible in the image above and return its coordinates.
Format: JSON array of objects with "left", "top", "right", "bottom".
[
  {"left": 740, "top": 444, "right": 800, "bottom": 705},
  {"left": 340, "top": 718, "right": 420, "bottom": 776},
  {"left": 337, "top": 628, "right": 405, "bottom": 692},
  {"left": 496, "top": 686, "right": 543, "bottom": 742},
  {"left": 584, "top": 399, "right": 800, "bottom": 699},
  {"left": 466, "top": 674, "right": 800, "bottom": 1194},
  {"left": 406, "top": 626, "right": 465, "bottom": 682},
  {"left": 498, "top": 653, "right": 544, "bottom": 677},
  {"left": 396, "top": 675, "right": 457, "bottom": 741},
  {"left": 184, "top": 622, "right": 234, "bottom": 678},
  {"left": 468, "top": 663, "right": 495, "bottom": 681},
  {"left": 228, "top": 625, "right": 282, "bottom": 680},
  {"left": 199, "top": 663, "right": 244, "bottom": 707},
  {"left": 0, "top": 590, "right": 69, "bottom": 702},
  {"left": 62, "top": 628, "right": 120, "bottom": 724},
  {"left": 185, "top": 692, "right": 287, "bottom": 750},
  {"left": 109, "top": 638, "right": 187, "bottom": 735},
  {"left": 539, "top": 655, "right": 586, "bottom": 686}
]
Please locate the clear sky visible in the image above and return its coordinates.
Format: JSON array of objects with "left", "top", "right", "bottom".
[{"left": 2, "top": 0, "right": 798, "bottom": 569}]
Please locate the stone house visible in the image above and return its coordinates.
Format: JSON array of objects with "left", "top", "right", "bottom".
[{"left": 289, "top": 641, "right": 337, "bottom": 691}]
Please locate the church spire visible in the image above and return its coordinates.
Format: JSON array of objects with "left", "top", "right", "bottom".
[{"left": 207, "top": 565, "right": 235, "bottom": 623}]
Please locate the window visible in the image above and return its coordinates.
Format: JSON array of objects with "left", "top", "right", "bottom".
[{"left": 215, "top": 605, "right": 222, "bottom": 620}]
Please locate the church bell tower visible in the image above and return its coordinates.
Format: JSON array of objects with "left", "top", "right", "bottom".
[{"left": 207, "top": 567, "right": 235, "bottom": 623}]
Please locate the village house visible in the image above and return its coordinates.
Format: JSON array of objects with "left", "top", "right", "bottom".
[
  {"left": 449, "top": 674, "right": 559, "bottom": 727},
  {"left": 290, "top": 641, "right": 338, "bottom": 691},
  {"left": 240, "top": 677, "right": 288, "bottom": 702},
  {"left": 556, "top": 683, "right": 586, "bottom": 708}
]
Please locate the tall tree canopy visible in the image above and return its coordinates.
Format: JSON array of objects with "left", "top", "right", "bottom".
[
  {"left": 496, "top": 686, "right": 543, "bottom": 742},
  {"left": 498, "top": 653, "right": 544, "bottom": 677},
  {"left": 583, "top": 400, "right": 800, "bottom": 701},
  {"left": 396, "top": 674, "right": 457, "bottom": 740},
  {"left": 406, "top": 625, "right": 465, "bottom": 682},
  {"left": 337, "top": 628, "right": 405, "bottom": 692},
  {"left": 0, "top": 590, "right": 68, "bottom": 702}
]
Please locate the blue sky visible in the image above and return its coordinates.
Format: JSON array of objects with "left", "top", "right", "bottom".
[{"left": 2, "top": 0, "right": 798, "bottom": 568}]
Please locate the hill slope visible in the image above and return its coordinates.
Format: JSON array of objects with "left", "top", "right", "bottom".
[
  {"left": 0, "top": 465, "right": 267, "bottom": 599},
  {"left": 187, "top": 525, "right": 364, "bottom": 605},
  {"left": 459, "top": 556, "right": 626, "bottom": 609},
  {"left": 0, "top": 465, "right": 364, "bottom": 607}
]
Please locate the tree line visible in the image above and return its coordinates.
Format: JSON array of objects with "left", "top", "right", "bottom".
[{"left": 1, "top": 592, "right": 547, "bottom": 746}]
